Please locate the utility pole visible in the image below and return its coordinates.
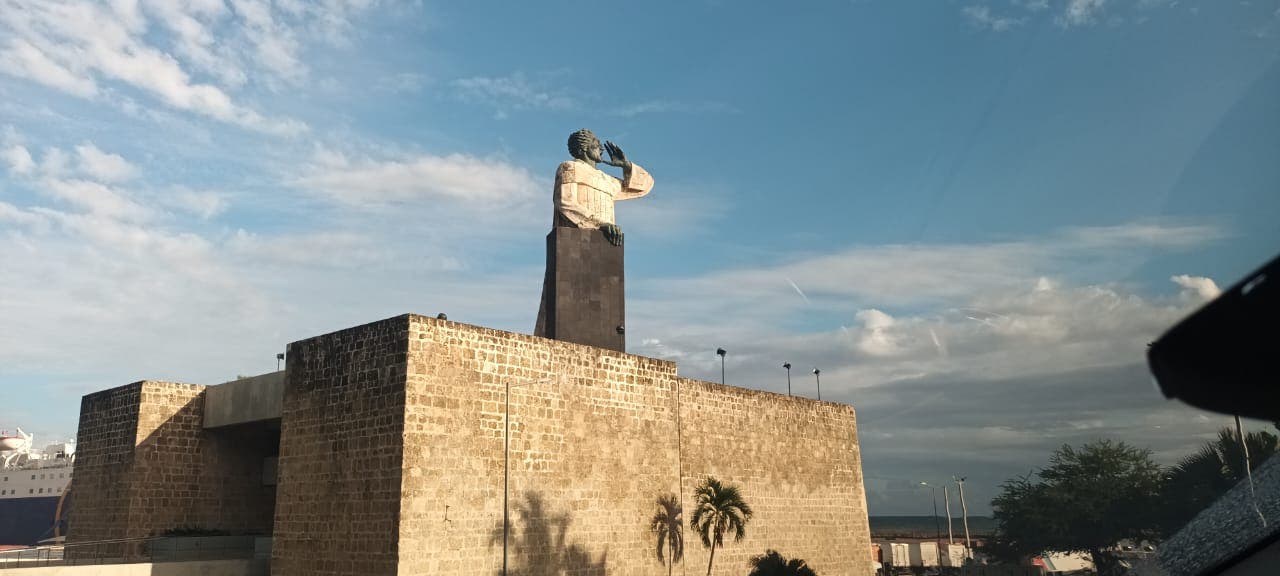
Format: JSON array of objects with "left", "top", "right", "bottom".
[
  {"left": 918, "top": 482, "right": 940, "bottom": 542},
  {"left": 943, "top": 485, "right": 954, "bottom": 545},
  {"left": 956, "top": 476, "right": 972, "bottom": 557}
]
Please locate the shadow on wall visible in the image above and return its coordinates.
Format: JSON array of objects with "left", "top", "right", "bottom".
[{"left": 489, "top": 491, "right": 609, "bottom": 576}]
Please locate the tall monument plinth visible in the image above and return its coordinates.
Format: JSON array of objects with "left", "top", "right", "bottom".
[
  {"left": 533, "top": 128, "right": 653, "bottom": 353},
  {"left": 535, "top": 227, "right": 625, "bottom": 351}
]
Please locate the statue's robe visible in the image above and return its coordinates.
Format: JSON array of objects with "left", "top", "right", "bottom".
[{"left": 552, "top": 159, "right": 653, "bottom": 228}]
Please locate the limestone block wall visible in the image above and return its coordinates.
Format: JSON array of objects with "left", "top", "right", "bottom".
[
  {"left": 71, "top": 381, "right": 276, "bottom": 551},
  {"left": 677, "top": 378, "right": 871, "bottom": 575},
  {"left": 397, "top": 315, "right": 680, "bottom": 576},
  {"left": 129, "top": 382, "right": 275, "bottom": 537},
  {"left": 272, "top": 314, "right": 873, "bottom": 576},
  {"left": 272, "top": 316, "right": 410, "bottom": 576},
  {"left": 70, "top": 383, "right": 144, "bottom": 545}
]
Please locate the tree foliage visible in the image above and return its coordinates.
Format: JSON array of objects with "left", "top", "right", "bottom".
[
  {"left": 747, "top": 550, "right": 817, "bottom": 576},
  {"left": 990, "top": 440, "right": 1163, "bottom": 569},
  {"left": 690, "top": 476, "right": 753, "bottom": 576},
  {"left": 1160, "top": 427, "right": 1279, "bottom": 536}
]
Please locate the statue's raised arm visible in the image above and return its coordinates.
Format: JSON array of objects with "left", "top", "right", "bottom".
[{"left": 553, "top": 129, "right": 654, "bottom": 247}]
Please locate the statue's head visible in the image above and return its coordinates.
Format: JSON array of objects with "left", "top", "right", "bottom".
[{"left": 567, "top": 129, "right": 603, "bottom": 164}]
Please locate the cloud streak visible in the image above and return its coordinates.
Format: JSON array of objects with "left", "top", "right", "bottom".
[{"left": 0, "top": 0, "right": 368, "bottom": 135}]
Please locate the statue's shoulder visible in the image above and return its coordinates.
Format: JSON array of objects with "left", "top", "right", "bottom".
[{"left": 557, "top": 159, "right": 595, "bottom": 182}]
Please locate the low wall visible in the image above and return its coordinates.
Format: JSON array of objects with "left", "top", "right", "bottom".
[{"left": 0, "top": 559, "right": 266, "bottom": 576}]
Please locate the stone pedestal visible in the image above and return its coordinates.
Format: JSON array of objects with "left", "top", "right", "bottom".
[{"left": 533, "top": 227, "right": 625, "bottom": 352}]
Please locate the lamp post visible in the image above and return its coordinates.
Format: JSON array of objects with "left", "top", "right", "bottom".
[
  {"left": 919, "top": 482, "right": 941, "bottom": 543},
  {"left": 944, "top": 485, "right": 954, "bottom": 544},
  {"left": 812, "top": 368, "right": 821, "bottom": 400},
  {"left": 955, "top": 476, "right": 972, "bottom": 557},
  {"left": 716, "top": 348, "right": 726, "bottom": 385},
  {"left": 504, "top": 377, "right": 553, "bottom": 576},
  {"left": 276, "top": 353, "right": 284, "bottom": 371},
  {"left": 783, "top": 363, "right": 792, "bottom": 396}
]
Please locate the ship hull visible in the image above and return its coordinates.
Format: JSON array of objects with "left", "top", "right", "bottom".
[{"left": 0, "top": 496, "right": 66, "bottom": 546}]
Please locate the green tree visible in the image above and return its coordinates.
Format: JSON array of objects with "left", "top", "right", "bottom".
[
  {"left": 690, "top": 477, "right": 753, "bottom": 576},
  {"left": 991, "top": 440, "right": 1163, "bottom": 572},
  {"left": 649, "top": 493, "right": 684, "bottom": 576},
  {"left": 747, "top": 550, "right": 817, "bottom": 576},
  {"left": 1161, "top": 427, "right": 1279, "bottom": 536}
]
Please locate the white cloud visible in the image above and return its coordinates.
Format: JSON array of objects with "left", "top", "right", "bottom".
[
  {"left": 160, "top": 187, "right": 228, "bottom": 219},
  {"left": 1171, "top": 274, "right": 1221, "bottom": 301},
  {"left": 75, "top": 142, "right": 139, "bottom": 182},
  {"left": 962, "top": 5, "right": 1024, "bottom": 31},
  {"left": 0, "top": 39, "right": 99, "bottom": 97},
  {"left": 0, "top": 200, "right": 48, "bottom": 229},
  {"left": 295, "top": 149, "right": 542, "bottom": 209},
  {"left": 855, "top": 309, "right": 904, "bottom": 356},
  {"left": 39, "top": 178, "right": 154, "bottom": 222},
  {"left": 451, "top": 72, "right": 577, "bottom": 113},
  {"left": 1059, "top": 0, "right": 1109, "bottom": 27},
  {"left": 0, "top": 0, "right": 337, "bottom": 135},
  {"left": 608, "top": 100, "right": 740, "bottom": 117},
  {"left": 376, "top": 72, "right": 427, "bottom": 94},
  {"left": 3, "top": 144, "right": 35, "bottom": 175},
  {"left": 226, "top": 229, "right": 391, "bottom": 268}
]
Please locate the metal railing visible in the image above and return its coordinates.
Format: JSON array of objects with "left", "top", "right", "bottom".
[{"left": 0, "top": 535, "right": 264, "bottom": 570}]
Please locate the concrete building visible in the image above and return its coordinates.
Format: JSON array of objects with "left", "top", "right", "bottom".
[{"left": 67, "top": 314, "right": 874, "bottom": 576}]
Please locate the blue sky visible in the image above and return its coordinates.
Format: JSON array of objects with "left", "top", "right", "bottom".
[{"left": 1, "top": 0, "right": 1277, "bottom": 515}]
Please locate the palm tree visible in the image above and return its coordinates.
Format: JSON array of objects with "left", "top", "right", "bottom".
[
  {"left": 1162, "top": 427, "right": 1279, "bottom": 535},
  {"left": 650, "top": 493, "right": 684, "bottom": 576},
  {"left": 747, "top": 550, "right": 817, "bottom": 576},
  {"left": 690, "top": 476, "right": 753, "bottom": 576}
]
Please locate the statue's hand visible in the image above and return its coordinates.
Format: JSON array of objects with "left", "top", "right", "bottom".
[
  {"left": 600, "top": 223, "right": 624, "bottom": 246},
  {"left": 603, "top": 141, "right": 629, "bottom": 168}
]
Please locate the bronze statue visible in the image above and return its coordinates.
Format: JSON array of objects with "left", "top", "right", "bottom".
[{"left": 553, "top": 129, "right": 654, "bottom": 246}]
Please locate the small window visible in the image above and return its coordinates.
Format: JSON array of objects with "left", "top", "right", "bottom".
[
  {"left": 59, "top": 473, "right": 64, "bottom": 478},
  {"left": 31, "top": 475, "right": 36, "bottom": 480},
  {"left": 29, "top": 489, "right": 34, "bottom": 494},
  {"left": 38, "top": 488, "right": 43, "bottom": 493}
]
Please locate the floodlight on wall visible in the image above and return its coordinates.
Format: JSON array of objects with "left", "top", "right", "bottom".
[
  {"left": 716, "top": 348, "right": 727, "bottom": 385},
  {"left": 276, "top": 353, "right": 285, "bottom": 371}
]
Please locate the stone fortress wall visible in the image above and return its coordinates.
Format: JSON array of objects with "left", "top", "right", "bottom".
[
  {"left": 70, "top": 381, "right": 277, "bottom": 552},
  {"left": 274, "top": 314, "right": 872, "bottom": 576},
  {"left": 70, "top": 313, "right": 872, "bottom": 575}
]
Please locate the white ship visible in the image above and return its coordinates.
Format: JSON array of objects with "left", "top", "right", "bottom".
[{"left": 0, "top": 428, "right": 75, "bottom": 546}]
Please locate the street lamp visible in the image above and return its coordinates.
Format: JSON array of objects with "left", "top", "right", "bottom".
[
  {"left": 276, "top": 353, "right": 284, "bottom": 371},
  {"left": 783, "top": 363, "right": 792, "bottom": 396},
  {"left": 716, "top": 348, "right": 726, "bottom": 385},
  {"left": 812, "top": 368, "right": 821, "bottom": 400},
  {"left": 504, "top": 377, "right": 554, "bottom": 576},
  {"left": 919, "top": 482, "right": 941, "bottom": 543},
  {"left": 954, "top": 476, "right": 972, "bottom": 557}
]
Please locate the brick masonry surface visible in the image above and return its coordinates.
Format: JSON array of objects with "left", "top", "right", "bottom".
[
  {"left": 273, "top": 314, "right": 873, "bottom": 576},
  {"left": 272, "top": 316, "right": 410, "bottom": 576},
  {"left": 71, "top": 381, "right": 276, "bottom": 557}
]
